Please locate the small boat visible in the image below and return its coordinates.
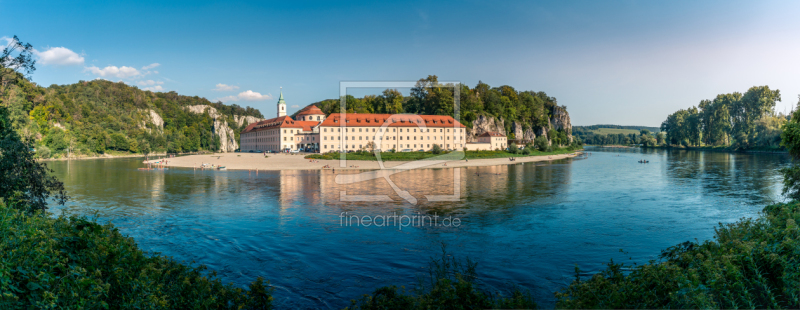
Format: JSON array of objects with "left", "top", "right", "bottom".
[
  {"left": 217, "top": 166, "right": 227, "bottom": 170},
  {"left": 638, "top": 160, "right": 649, "bottom": 163}
]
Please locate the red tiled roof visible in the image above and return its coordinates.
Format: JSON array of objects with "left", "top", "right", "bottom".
[
  {"left": 293, "top": 120, "right": 319, "bottom": 132},
  {"left": 479, "top": 132, "right": 505, "bottom": 137},
  {"left": 296, "top": 105, "right": 324, "bottom": 116},
  {"left": 318, "top": 113, "right": 466, "bottom": 128},
  {"left": 242, "top": 116, "right": 319, "bottom": 133}
]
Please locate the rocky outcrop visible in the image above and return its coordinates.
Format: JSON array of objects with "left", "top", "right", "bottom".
[
  {"left": 549, "top": 106, "right": 573, "bottom": 143},
  {"left": 184, "top": 105, "right": 238, "bottom": 152},
  {"left": 523, "top": 127, "right": 536, "bottom": 142},
  {"left": 511, "top": 121, "right": 536, "bottom": 143},
  {"left": 138, "top": 109, "right": 164, "bottom": 133},
  {"left": 467, "top": 114, "right": 505, "bottom": 142},
  {"left": 234, "top": 115, "right": 263, "bottom": 128}
]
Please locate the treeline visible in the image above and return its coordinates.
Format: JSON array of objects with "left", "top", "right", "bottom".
[
  {"left": 575, "top": 130, "right": 660, "bottom": 146},
  {"left": 307, "top": 75, "right": 568, "bottom": 141},
  {"left": 573, "top": 125, "right": 662, "bottom": 146},
  {"left": 575, "top": 124, "right": 660, "bottom": 132},
  {"left": 661, "top": 86, "right": 785, "bottom": 149},
  {"left": 2, "top": 73, "right": 262, "bottom": 158}
]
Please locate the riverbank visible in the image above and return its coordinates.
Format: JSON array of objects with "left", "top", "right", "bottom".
[
  {"left": 144, "top": 150, "right": 583, "bottom": 171},
  {"left": 39, "top": 151, "right": 212, "bottom": 161}
]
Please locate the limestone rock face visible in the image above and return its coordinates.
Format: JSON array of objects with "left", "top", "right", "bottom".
[
  {"left": 549, "top": 106, "right": 573, "bottom": 143},
  {"left": 137, "top": 109, "right": 164, "bottom": 133},
  {"left": 523, "top": 127, "right": 536, "bottom": 142},
  {"left": 234, "top": 115, "right": 263, "bottom": 128},
  {"left": 510, "top": 121, "right": 536, "bottom": 143},
  {"left": 467, "top": 114, "right": 505, "bottom": 142},
  {"left": 184, "top": 105, "right": 239, "bottom": 152}
]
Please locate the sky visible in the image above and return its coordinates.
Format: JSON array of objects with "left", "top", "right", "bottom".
[{"left": 3, "top": 0, "right": 800, "bottom": 126}]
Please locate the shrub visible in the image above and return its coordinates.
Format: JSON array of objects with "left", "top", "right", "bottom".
[
  {"left": 534, "top": 136, "right": 548, "bottom": 152},
  {"left": 431, "top": 144, "right": 442, "bottom": 155},
  {"left": 508, "top": 143, "right": 518, "bottom": 153},
  {"left": 522, "top": 148, "right": 531, "bottom": 155},
  {"left": 0, "top": 200, "right": 273, "bottom": 309},
  {"left": 347, "top": 245, "right": 537, "bottom": 310},
  {"left": 556, "top": 201, "right": 800, "bottom": 309}
]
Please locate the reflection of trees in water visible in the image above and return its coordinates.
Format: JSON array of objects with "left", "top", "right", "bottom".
[{"left": 665, "top": 150, "right": 788, "bottom": 205}]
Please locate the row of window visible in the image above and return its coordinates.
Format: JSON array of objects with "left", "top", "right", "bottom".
[
  {"left": 323, "top": 127, "right": 463, "bottom": 133},
  {"left": 323, "top": 135, "right": 462, "bottom": 141},
  {"left": 323, "top": 143, "right": 461, "bottom": 149}
]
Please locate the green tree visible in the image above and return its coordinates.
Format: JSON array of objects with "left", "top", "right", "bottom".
[{"left": 0, "top": 106, "right": 67, "bottom": 212}]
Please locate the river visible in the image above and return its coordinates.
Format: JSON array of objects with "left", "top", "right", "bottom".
[{"left": 47, "top": 146, "right": 790, "bottom": 308}]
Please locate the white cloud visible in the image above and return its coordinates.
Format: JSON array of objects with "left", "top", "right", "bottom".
[
  {"left": 33, "top": 47, "right": 85, "bottom": 66},
  {"left": 143, "top": 85, "right": 164, "bottom": 92},
  {"left": 142, "top": 63, "right": 160, "bottom": 70},
  {"left": 84, "top": 65, "right": 141, "bottom": 78},
  {"left": 137, "top": 80, "right": 164, "bottom": 86},
  {"left": 213, "top": 83, "right": 240, "bottom": 91},
  {"left": 217, "top": 90, "right": 273, "bottom": 102}
]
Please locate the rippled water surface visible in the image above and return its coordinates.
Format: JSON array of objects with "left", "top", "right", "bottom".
[{"left": 48, "top": 147, "right": 790, "bottom": 308}]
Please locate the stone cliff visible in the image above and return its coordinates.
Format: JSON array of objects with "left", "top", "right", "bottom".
[
  {"left": 184, "top": 105, "right": 240, "bottom": 152},
  {"left": 466, "top": 107, "right": 573, "bottom": 145},
  {"left": 138, "top": 109, "right": 164, "bottom": 133}
]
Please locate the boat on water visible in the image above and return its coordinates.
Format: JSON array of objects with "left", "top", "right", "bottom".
[{"left": 217, "top": 166, "right": 227, "bottom": 170}]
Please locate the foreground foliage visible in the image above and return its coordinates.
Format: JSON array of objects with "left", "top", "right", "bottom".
[
  {"left": 346, "top": 245, "right": 537, "bottom": 310},
  {"left": 0, "top": 106, "right": 67, "bottom": 212},
  {"left": 0, "top": 199, "right": 273, "bottom": 309},
  {"left": 556, "top": 201, "right": 800, "bottom": 309}
]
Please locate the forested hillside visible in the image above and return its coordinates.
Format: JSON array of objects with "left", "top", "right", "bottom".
[
  {"left": 1, "top": 71, "right": 263, "bottom": 158},
  {"left": 661, "top": 86, "right": 787, "bottom": 149},
  {"left": 300, "top": 75, "right": 577, "bottom": 146}
]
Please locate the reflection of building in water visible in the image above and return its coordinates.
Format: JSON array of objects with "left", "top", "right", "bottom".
[
  {"left": 278, "top": 170, "right": 322, "bottom": 209},
  {"left": 317, "top": 168, "right": 466, "bottom": 205},
  {"left": 278, "top": 162, "right": 572, "bottom": 208}
]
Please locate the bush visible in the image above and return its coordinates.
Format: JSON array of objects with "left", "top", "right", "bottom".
[
  {"left": 521, "top": 148, "right": 531, "bottom": 155},
  {"left": 431, "top": 144, "right": 442, "bottom": 155},
  {"left": 508, "top": 143, "right": 518, "bottom": 153},
  {"left": 347, "top": 245, "right": 536, "bottom": 310},
  {"left": 0, "top": 200, "right": 273, "bottom": 309},
  {"left": 534, "top": 136, "right": 548, "bottom": 152},
  {"left": 556, "top": 201, "right": 800, "bottom": 309}
]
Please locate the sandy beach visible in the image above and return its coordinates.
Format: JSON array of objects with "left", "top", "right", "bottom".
[{"left": 144, "top": 151, "right": 583, "bottom": 171}]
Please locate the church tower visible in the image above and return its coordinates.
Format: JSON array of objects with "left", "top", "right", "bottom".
[{"left": 277, "top": 87, "right": 286, "bottom": 117}]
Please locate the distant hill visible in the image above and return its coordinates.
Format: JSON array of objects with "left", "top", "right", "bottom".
[{"left": 1, "top": 76, "right": 263, "bottom": 158}]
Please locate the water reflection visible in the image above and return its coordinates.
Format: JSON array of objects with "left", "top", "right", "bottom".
[{"left": 47, "top": 148, "right": 789, "bottom": 308}]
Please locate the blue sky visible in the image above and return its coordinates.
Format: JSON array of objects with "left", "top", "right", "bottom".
[{"left": 3, "top": 0, "right": 800, "bottom": 126}]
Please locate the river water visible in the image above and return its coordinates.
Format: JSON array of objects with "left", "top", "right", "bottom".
[{"left": 47, "top": 146, "right": 790, "bottom": 308}]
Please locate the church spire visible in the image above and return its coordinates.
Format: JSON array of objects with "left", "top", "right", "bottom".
[{"left": 277, "top": 87, "right": 286, "bottom": 117}]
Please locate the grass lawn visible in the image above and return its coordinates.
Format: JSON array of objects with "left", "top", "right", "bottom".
[{"left": 305, "top": 147, "right": 582, "bottom": 161}]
